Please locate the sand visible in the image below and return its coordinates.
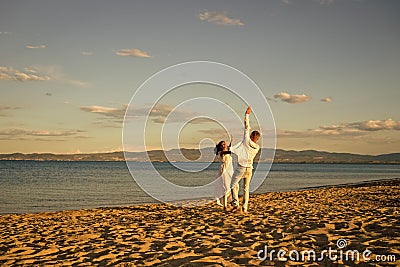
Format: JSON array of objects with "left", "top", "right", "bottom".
[{"left": 0, "top": 179, "right": 399, "bottom": 266}]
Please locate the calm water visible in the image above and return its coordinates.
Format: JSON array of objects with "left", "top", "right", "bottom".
[{"left": 0, "top": 161, "right": 399, "bottom": 214}]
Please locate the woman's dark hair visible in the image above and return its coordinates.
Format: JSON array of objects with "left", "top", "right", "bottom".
[
  {"left": 215, "top": 140, "right": 232, "bottom": 156},
  {"left": 215, "top": 141, "right": 225, "bottom": 155}
]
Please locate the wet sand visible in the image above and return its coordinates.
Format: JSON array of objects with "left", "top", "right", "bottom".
[{"left": 0, "top": 179, "right": 399, "bottom": 266}]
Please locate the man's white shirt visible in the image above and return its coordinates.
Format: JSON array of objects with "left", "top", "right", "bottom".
[{"left": 230, "top": 114, "right": 260, "bottom": 168}]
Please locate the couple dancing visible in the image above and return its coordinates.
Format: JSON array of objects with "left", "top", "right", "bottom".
[{"left": 215, "top": 106, "right": 260, "bottom": 213}]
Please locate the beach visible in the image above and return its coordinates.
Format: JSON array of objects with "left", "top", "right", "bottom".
[{"left": 0, "top": 179, "right": 398, "bottom": 266}]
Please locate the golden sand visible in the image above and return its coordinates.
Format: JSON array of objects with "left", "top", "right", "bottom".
[{"left": 0, "top": 179, "right": 399, "bottom": 266}]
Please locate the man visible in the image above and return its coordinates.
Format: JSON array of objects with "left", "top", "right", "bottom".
[{"left": 230, "top": 106, "right": 260, "bottom": 213}]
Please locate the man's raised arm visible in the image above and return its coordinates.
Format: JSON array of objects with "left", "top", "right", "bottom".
[
  {"left": 245, "top": 106, "right": 251, "bottom": 132},
  {"left": 231, "top": 106, "right": 252, "bottom": 153}
]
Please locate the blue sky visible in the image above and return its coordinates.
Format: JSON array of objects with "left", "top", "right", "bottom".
[{"left": 0, "top": 0, "right": 399, "bottom": 154}]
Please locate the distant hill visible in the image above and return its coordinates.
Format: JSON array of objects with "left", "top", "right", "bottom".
[{"left": 1, "top": 148, "right": 400, "bottom": 164}]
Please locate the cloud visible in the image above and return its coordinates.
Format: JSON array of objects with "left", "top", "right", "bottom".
[
  {"left": 80, "top": 105, "right": 126, "bottom": 127},
  {"left": 348, "top": 118, "right": 400, "bottom": 131},
  {"left": 279, "top": 118, "right": 400, "bottom": 139},
  {"left": 140, "top": 103, "right": 201, "bottom": 124},
  {"left": 82, "top": 103, "right": 214, "bottom": 126},
  {"left": 187, "top": 117, "right": 216, "bottom": 124},
  {"left": 34, "top": 65, "right": 91, "bottom": 88},
  {"left": 282, "top": 0, "right": 359, "bottom": 6},
  {"left": 315, "top": 0, "right": 335, "bottom": 5},
  {"left": 320, "top": 97, "right": 333, "bottom": 103},
  {"left": 266, "top": 97, "right": 278, "bottom": 103},
  {"left": 0, "top": 66, "right": 50, "bottom": 81},
  {"left": 199, "top": 128, "right": 228, "bottom": 136},
  {"left": 278, "top": 128, "right": 364, "bottom": 139},
  {"left": 80, "top": 51, "right": 94, "bottom": 56},
  {"left": 67, "top": 80, "right": 91, "bottom": 88},
  {"left": 116, "top": 48, "right": 152, "bottom": 58},
  {"left": 0, "top": 128, "right": 87, "bottom": 141},
  {"left": 80, "top": 105, "right": 126, "bottom": 119},
  {"left": 199, "top": 11, "right": 244, "bottom": 26},
  {"left": 144, "top": 104, "right": 217, "bottom": 124},
  {"left": 282, "top": 0, "right": 343, "bottom": 6},
  {"left": 24, "top": 67, "right": 37, "bottom": 73},
  {"left": 92, "top": 120, "right": 123, "bottom": 129},
  {"left": 0, "top": 65, "right": 89, "bottom": 87},
  {"left": 274, "top": 92, "right": 311, "bottom": 104},
  {"left": 0, "top": 105, "right": 20, "bottom": 111},
  {"left": 25, "top": 44, "right": 46, "bottom": 49},
  {"left": 0, "top": 129, "right": 85, "bottom": 137},
  {"left": 13, "top": 72, "right": 48, "bottom": 82},
  {"left": 0, "top": 105, "right": 21, "bottom": 117}
]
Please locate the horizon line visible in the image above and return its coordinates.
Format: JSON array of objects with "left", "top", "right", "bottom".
[{"left": 1, "top": 148, "right": 399, "bottom": 157}]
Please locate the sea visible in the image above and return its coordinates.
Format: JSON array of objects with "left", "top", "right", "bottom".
[{"left": 0, "top": 161, "right": 399, "bottom": 214}]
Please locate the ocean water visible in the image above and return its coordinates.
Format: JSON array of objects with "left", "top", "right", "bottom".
[{"left": 0, "top": 161, "right": 399, "bottom": 214}]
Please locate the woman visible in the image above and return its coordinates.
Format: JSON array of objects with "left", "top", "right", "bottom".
[{"left": 214, "top": 136, "right": 233, "bottom": 210}]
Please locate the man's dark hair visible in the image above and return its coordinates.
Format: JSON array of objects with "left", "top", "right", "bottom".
[{"left": 250, "top": 130, "right": 260, "bottom": 139}]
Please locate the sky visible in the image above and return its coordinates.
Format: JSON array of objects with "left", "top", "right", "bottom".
[{"left": 0, "top": 0, "right": 399, "bottom": 155}]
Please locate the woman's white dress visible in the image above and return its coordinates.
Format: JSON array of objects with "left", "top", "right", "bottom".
[{"left": 215, "top": 153, "right": 233, "bottom": 207}]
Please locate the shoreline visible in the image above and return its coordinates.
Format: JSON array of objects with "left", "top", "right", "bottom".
[
  {"left": 298, "top": 177, "right": 400, "bottom": 190},
  {"left": 2, "top": 177, "right": 399, "bottom": 216},
  {"left": 0, "top": 179, "right": 399, "bottom": 266}
]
